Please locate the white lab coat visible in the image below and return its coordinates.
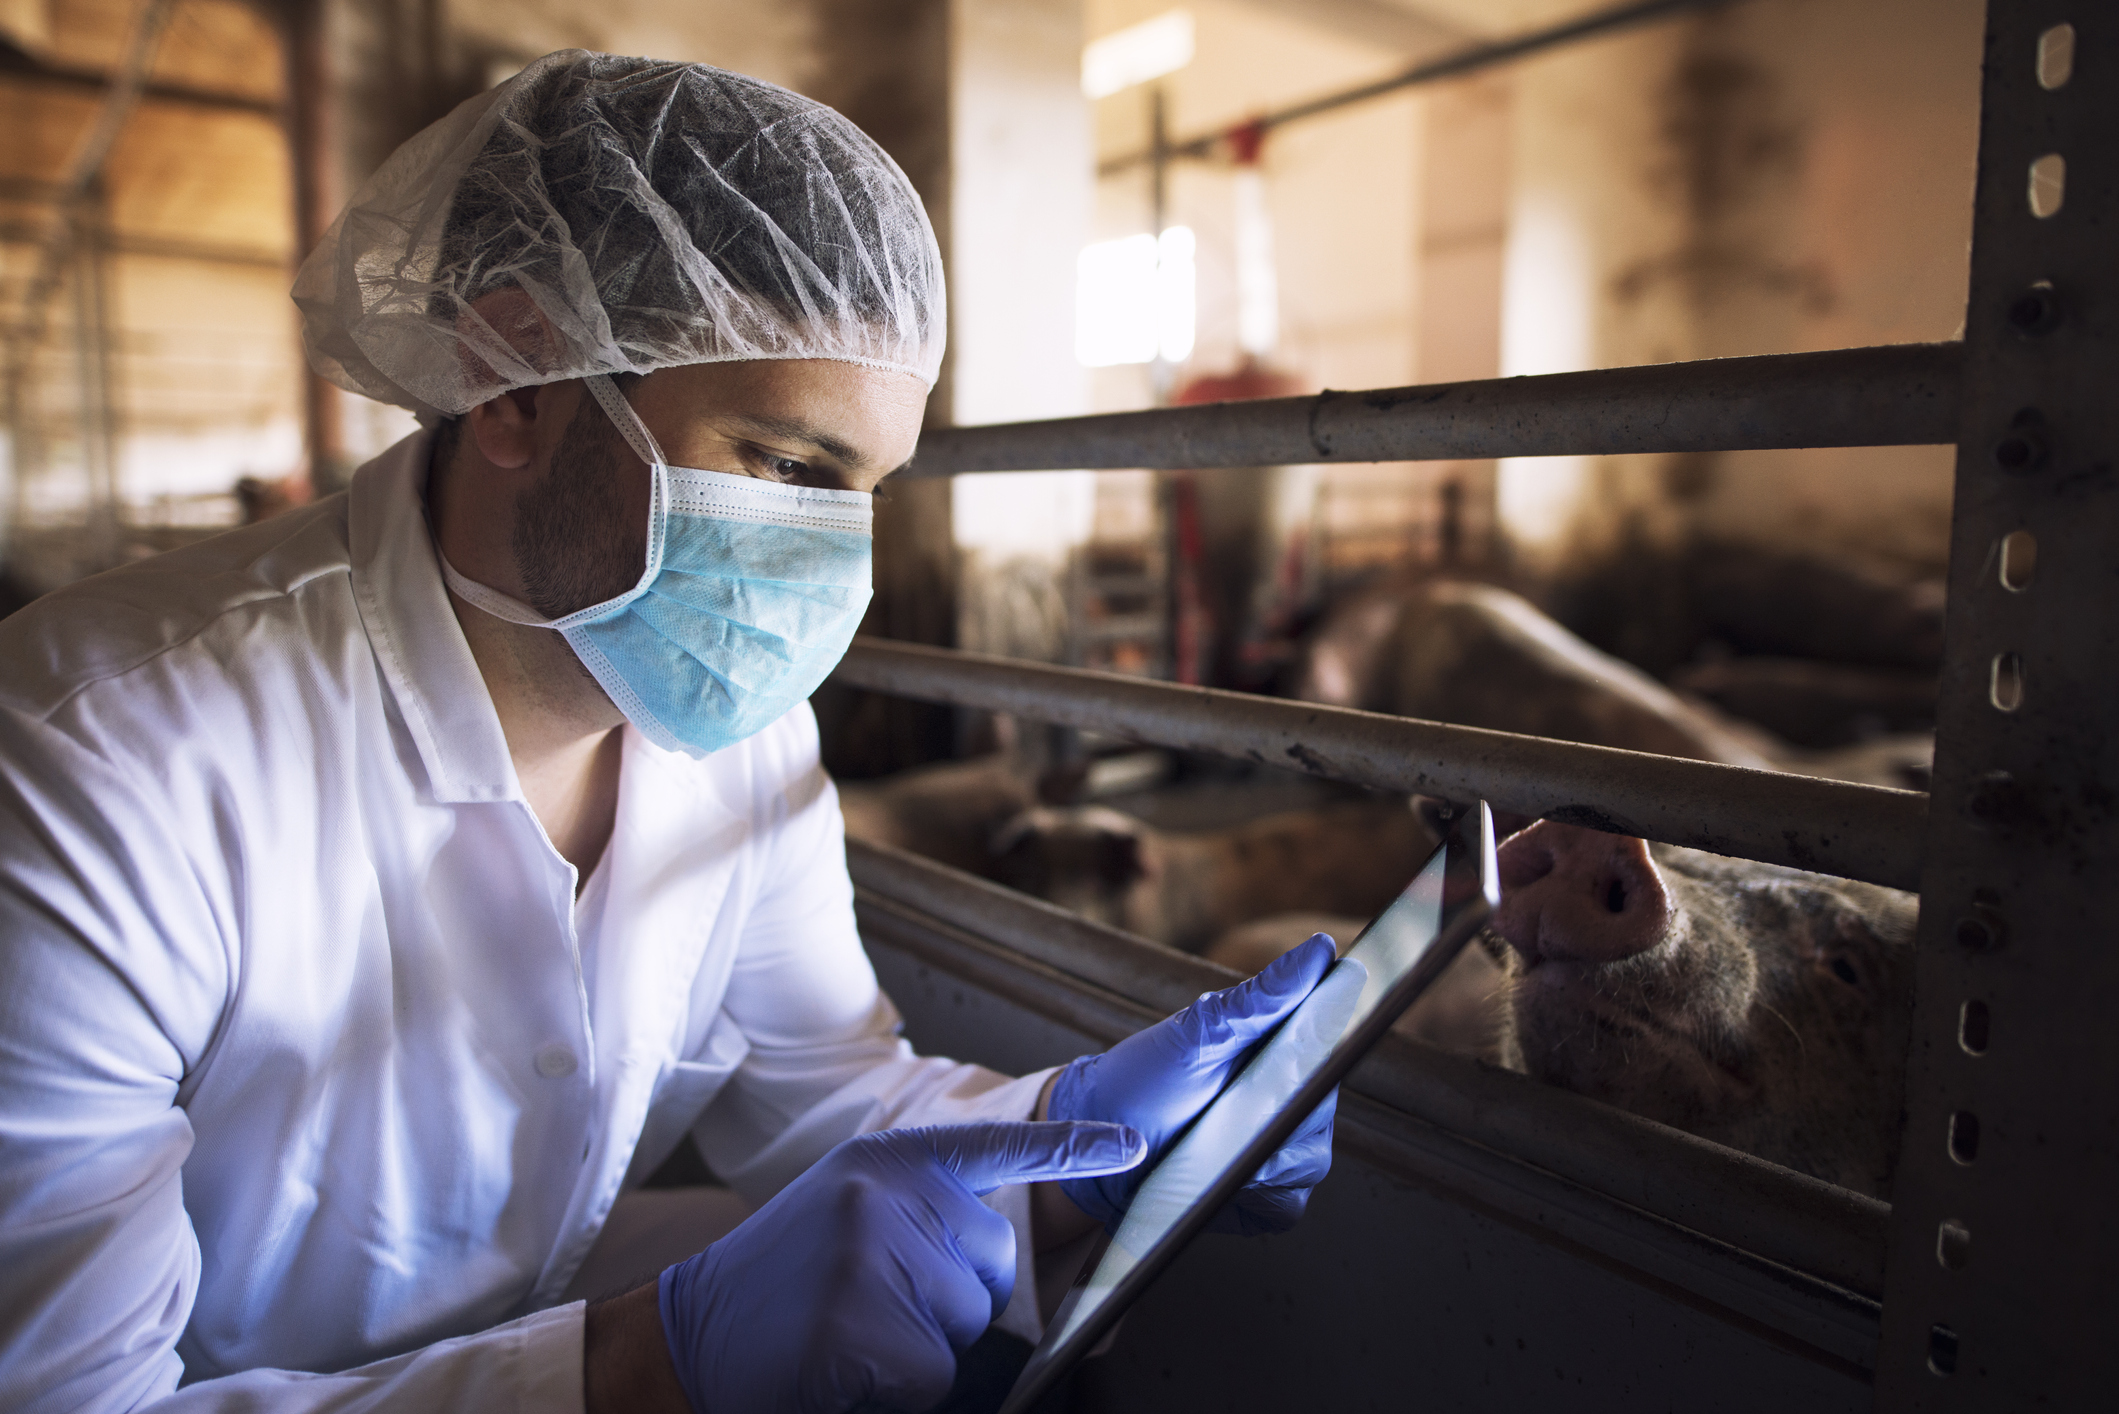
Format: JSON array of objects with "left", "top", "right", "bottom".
[{"left": 0, "top": 431, "right": 1050, "bottom": 1414}]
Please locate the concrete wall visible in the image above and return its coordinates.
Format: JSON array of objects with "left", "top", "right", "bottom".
[
  {"left": 1083, "top": 0, "right": 1477, "bottom": 635},
  {"left": 1087, "top": 0, "right": 1424, "bottom": 409},
  {"left": 947, "top": 0, "right": 1096, "bottom": 667},
  {"left": 1495, "top": 0, "right": 1984, "bottom": 582}
]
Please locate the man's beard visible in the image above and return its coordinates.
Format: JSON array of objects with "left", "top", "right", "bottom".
[{"left": 511, "top": 396, "right": 648, "bottom": 619}]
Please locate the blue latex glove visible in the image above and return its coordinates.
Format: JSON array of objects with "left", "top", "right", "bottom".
[
  {"left": 1048, "top": 932, "right": 1339, "bottom": 1236},
  {"left": 658, "top": 1120, "right": 1143, "bottom": 1414}
]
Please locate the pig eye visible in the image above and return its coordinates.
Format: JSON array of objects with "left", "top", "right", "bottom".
[{"left": 1830, "top": 958, "right": 1860, "bottom": 986}]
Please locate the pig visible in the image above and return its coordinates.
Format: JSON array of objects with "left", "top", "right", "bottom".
[
  {"left": 1685, "top": 540, "right": 1946, "bottom": 671},
  {"left": 990, "top": 798, "right": 1429, "bottom": 954},
  {"left": 1669, "top": 655, "right": 1936, "bottom": 749},
  {"left": 836, "top": 754, "right": 1040, "bottom": 878},
  {"left": 1490, "top": 820, "right": 1916, "bottom": 1199},
  {"left": 1545, "top": 540, "right": 1947, "bottom": 679},
  {"left": 1204, "top": 911, "right": 1513, "bottom": 1062},
  {"left": 1775, "top": 732, "right": 1934, "bottom": 793},
  {"left": 1290, "top": 577, "right": 1934, "bottom": 796},
  {"left": 1290, "top": 579, "right": 1777, "bottom": 769}
]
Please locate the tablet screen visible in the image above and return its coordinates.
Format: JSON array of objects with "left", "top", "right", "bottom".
[{"left": 1002, "top": 805, "right": 1495, "bottom": 1412}]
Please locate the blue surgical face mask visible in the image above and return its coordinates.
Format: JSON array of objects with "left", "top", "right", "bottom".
[{"left": 439, "top": 374, "right": 873, "bottom": 757}]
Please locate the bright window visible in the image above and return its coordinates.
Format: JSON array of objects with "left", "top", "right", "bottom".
[{"left": 1076, "top": 227, "right": 1196, "bottom": 368}]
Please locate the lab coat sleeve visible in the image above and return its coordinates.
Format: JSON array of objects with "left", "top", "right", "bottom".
[
  {"left": 690, "top": 728, "right": 1055, "bottom": 1341},
  {"left": 0, "top": 721, "right": 586, "bottom": 1414},
  {"left": 143, "top": 1306, "right": 583, "bottom": 1414},
  {"left": 691, "top": 739, "right": 1052, "bottom": 1198}
]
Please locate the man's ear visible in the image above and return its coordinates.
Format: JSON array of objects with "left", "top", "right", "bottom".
[
  {"left": 455, "top": 286, "right": 566, "bottom": 472},
  {"left": 462, "top": 386, "right": 544, "bottom": 470}
]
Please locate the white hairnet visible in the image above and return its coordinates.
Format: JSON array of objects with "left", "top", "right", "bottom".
[{"left": 294, "top": 49, "right": 945, "bottom": 417}]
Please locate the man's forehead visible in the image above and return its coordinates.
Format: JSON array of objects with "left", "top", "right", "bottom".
[
  {"left": 720, "top": 411, "right": 868, "bottom": 470},
  {"left": 640, "top": 358, "right": 926, "bottom": 473}
]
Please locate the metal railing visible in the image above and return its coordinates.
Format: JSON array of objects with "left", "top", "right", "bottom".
[
  {"left": 903, "top": 342, "right": 1959, "bottom": 477},
  {"left": 832, "top": 337, "right": 1951, "bottom": 1326},
  {"left": 834, "top": 638, "right": 1927, "bottom": 890}
]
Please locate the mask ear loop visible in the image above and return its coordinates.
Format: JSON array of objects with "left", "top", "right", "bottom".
[
  {"left": 584, "top": 374, "right": 669, "bottom": 470},
  {"left": 579, "top": 373, "right": 671, "bottom": 612},
  {"left": 437, "top": 374, "right": 673, "bottom": 635}
]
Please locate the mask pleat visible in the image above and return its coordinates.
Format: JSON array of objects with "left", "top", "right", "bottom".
[{"left": 568, "top": 489, "right": 873, "bottom": 754}]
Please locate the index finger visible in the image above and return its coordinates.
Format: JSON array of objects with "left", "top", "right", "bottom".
[{"left": 919, "top": 1120, "right": 1147, "bottom": 1196}]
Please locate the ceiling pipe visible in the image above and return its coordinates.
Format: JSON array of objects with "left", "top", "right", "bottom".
[{"left": 1098, "top": 0, "right": 1740, "bottom": 177}]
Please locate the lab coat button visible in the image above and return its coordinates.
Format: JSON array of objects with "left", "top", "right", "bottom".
[{"left": 535, "top": 1044, "right": 579, "bottom": 1079}]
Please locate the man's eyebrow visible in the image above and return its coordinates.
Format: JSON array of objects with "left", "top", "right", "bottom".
[{"left": 725, "top": 413, "right": 868, "bottom": 469}]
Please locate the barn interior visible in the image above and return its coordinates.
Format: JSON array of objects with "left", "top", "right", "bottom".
[{"left": 0, "top": 0, "right": 2105, "bottom": 1409}]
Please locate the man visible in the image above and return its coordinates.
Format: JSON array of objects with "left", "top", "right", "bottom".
[{"left": 0, "top": 52, "right": 1336, "bottom": 1414}]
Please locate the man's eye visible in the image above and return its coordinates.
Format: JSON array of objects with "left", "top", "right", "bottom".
[{"left": 744, "top": 447, "right": 810, "bottom": 482}]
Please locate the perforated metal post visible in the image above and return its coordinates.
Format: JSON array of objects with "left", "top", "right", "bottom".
[{"left": 1875, "top": 6, "right": 2116, "bottom": 1408}]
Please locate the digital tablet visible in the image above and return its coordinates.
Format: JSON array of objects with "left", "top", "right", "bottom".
[{"left": 998, "top": 802, "right": 1499, "bottom": 1414}]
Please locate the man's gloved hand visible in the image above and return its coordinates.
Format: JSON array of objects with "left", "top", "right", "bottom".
[
  {"left": 1048, "top": 933, "right": 1339, "bottom": 1236},
  {"left": 658, "top": 1120, "right": 1144, "bottom": 1414}
]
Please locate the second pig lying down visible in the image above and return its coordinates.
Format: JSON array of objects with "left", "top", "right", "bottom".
[
  {"left": 1203, "top": 821, "right": 1917, "bottom": 1200},
  {"left": 989, "top": 796, "right": 1429, "bottom": 954}
]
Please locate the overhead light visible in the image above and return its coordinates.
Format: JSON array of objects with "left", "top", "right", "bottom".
[{"left": 1082, "top": 10, "right": 1195, "bottom": 101}]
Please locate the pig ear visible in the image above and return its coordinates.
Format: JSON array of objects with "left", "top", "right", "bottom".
[
  {"left": 1094, "top": 824, "right": 1148, "bottom": 885},
  {"left": 1035, "top": 759, "right": 1092, "bottom": 805},
  {"left": 988, "top": 809, "right": 1044, "bottom": 860}
]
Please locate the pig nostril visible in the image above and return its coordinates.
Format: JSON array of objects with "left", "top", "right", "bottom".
[{"left": 1605, "top": 878, "right": 1627, "bottom": 914}]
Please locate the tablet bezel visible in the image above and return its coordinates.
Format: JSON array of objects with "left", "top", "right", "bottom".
[{"left": 999, "top": 802, "right": 1499, "bottom": 1413}]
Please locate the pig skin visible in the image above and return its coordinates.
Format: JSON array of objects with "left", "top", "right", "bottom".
[
  {"left": 1291, "top": 579, "right": 1776, "bottom": 768},
  {"left": 1494, "top": 823, "right": 1917, "bottom": 1200}
]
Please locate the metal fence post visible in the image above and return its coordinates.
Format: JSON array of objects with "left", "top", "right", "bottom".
[{"left": 1873, "top": 4, "right": 2116, "bottom": 1407}]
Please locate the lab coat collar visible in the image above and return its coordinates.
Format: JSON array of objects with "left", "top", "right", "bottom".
[{"left": 348, "top": 429, "right": 522, "bottom": 804}]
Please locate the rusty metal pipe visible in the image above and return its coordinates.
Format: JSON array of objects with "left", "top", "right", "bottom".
[
  {"left": 1099, "top": 0, "right": 1738, "bottom": 177},
  {"left": 902, "top": 343, "right": 1960, "bottom": 476},
  {"left": 830, "top": 639, "right": 1928, "bottom": 891}
]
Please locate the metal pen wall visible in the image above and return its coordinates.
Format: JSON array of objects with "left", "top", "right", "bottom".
[
  {"left": 832, "top": 3, "right": 2111, "bottom": 1407},
  {"left": 1873, "top": 10, "right": 2113, "bottom": 1408}
]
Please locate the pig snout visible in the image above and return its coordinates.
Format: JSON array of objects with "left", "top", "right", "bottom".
[{"left": 1493, "top": 822, "right": 1670, "bottom": 965}]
